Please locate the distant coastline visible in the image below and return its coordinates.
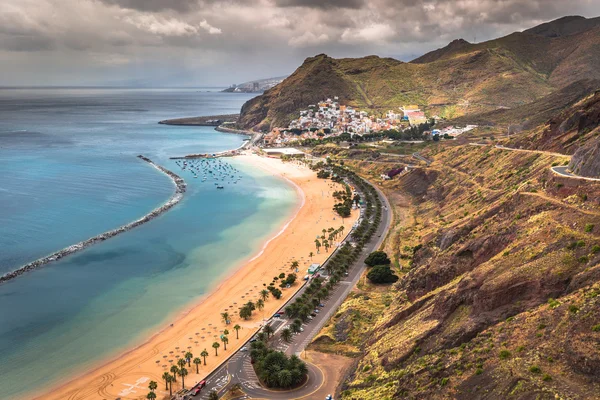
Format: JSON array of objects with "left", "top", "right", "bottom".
[
  {"left": 0, "top": 156, "right": 186, "bottom": 285},
  {"left": 158, "top": 114, "right": 239, "bottom": 126}
]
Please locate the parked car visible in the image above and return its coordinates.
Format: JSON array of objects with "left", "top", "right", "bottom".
[
  {"left": 241, "top": 346, "right": 248, "bottom": 352},
  {"left": 310, "top": 312, "right": 317, "bottom": 317},
  {"left": 274, "top": 313, "right": 281, "bottom": 318},
  {"left": 319, "top": 303, "right": 325, "bottom": 307},
  {"left": 314, "top": 309, "right": 320, "bottom": 313}
]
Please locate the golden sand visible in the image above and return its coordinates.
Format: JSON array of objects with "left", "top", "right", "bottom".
[{"left": 34, "top": 153, "right": 357, "bottom": 400}]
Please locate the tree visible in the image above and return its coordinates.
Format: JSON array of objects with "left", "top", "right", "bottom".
[
  {"left": 367, "top": 265, "right": 399, "bottom": 284},
  {"left": 278, "top": 370, "right": 293, "bottom": 388},
  {"left": 201, "top": 349, "right": 209, "bottom": 365},
  {"left": 221, "top": 335, "right": 229, "bottom": 351},
  {"left": 193, "top": 357, "right": 201, "bottom": 374},
  {"left": 162, "top": 372, "right": 171, "bottom": 391},
  {"left": 221, "top": 312, "right": 230, "bottom": 325},
  {"left": 365, "top": 251, "right": 391, "bottom": 267},
  {"left": 148, "top": 380, "right": 157, "bottom": 393},
  {"left": 185, "top": 351, "right": 193, "bottom": 367},
  {"left": 212, "top": 341, "right": 220, "bottom": 356},
  {"left": 291, "top": 260, "right": 299, "bottom": 271},
  {"left": 239, "top": 306, "right": 252, "bottom": 320},
  {"left": 233, "top": 324, "right": 241, "bottom": 339},
  {"left": 263, "top": 324, "right": 274, "bottom": 339},
  {"left": 208, "top": 390, "right": 219, "bottom": 400},
  {"left": 179, "top": 367, "right": 188, "bottom": 389},
  {"left": 146, "top": 392, "right": 156, "bottom": 400},
  {"left": 260, "top": 289, "right": 270, "bottom": 302},
  {"left": 256, "top": 298, "right": 264, "bottom": 311},
  {"left": 170, "top": 365, "right": 179, "bottom": 382},
  {"left": 309, "top": 251, "right": 314, "bottom": 260},
  {"left": 323, "top": 239, "right": 330, "bottom": 252},
  {"left": 315, "top": 239, "right": 321, "bottom": 253},
  {"left": 177, "top": 358, "right": 186, "bottom": 370},
  {"left": 166, "top": 375, "right": 173, "bottom": 396},
  {"left": 281, "top": 328, "right": 292, "bottom": 343}
]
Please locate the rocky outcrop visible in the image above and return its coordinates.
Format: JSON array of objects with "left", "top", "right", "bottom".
[{"left": 0, "top": 156, "right": 186, "bottom": 284}]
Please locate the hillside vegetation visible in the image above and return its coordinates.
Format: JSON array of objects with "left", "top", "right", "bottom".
[
  {"left": 238, "top": 16, "right": 600, "bottom": 131},
  {"left": 310, "top": 144, "right": 600, "bottom": 399}
]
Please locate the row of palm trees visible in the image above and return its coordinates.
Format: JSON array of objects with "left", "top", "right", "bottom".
[{"left": 314, "top": 225, "right": 346, "bottom": 254}]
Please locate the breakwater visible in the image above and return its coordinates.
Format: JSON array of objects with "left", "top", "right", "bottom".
[{"left": 0, "top": 156, "right": 187, "bottom": 285}]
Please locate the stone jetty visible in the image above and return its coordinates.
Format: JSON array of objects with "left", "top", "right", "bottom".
[{"left": 0, "top": 155, "right": 187, "bottom": 285}]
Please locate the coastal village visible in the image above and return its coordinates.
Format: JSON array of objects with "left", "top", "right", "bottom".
[{"left": 262, "top": 97, "right": 476, "bottom": 146}]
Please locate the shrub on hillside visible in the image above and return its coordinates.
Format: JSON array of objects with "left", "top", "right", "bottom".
[
  {"left": 365, "top": 251, "right": 391, "bottom": 267},
  {"left": 367, "top": 265, "right": 399, "bottom": 284}
]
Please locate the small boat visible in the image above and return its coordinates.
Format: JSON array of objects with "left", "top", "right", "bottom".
[{"left": 216, "top": 185, "right": 224, "bottom": 189}]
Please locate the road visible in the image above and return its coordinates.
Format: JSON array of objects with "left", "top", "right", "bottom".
[
  {"left": 186, "top": 179, "right": 392, "bottom": 400},
  {"left": 412, "top": 152, "right": 432, "bottom": 166}
]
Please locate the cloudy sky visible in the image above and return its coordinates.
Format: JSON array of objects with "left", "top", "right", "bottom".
[{"left": 1, "top": 0, "right": 599, "bottom": 86}]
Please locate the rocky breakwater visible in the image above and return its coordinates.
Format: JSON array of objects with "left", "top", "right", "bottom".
[{"left": 0, "top": 155, "right": 187, "bottom": 285}]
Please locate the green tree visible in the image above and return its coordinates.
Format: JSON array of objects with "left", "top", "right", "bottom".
[
  {"left": 184, "top": 351, "right": 193, "bottom": 367},
  {"left": 264, "top": 324, "right": 274, "bottom": 339},
  {"left": 166, "top": 375, "right": 173, "bottom": 396},
  {"left": 193, "top": 357, "right": 201, "bottom": 374},
  {"left": 260, "top": 289, "right": 270, "bottom": 302},
  {"left": 177, "top": 358, "right": 186, "bottom": 369},
  {"left": 170, "top": 365, "right": 179, "bottom": 382},
  {"left": 161, "top": 372, "right": 171, "bottom": 390},
  {"left": 366, "top": 265, "right": 399, "bottom": 284},
  {"left": 291, "top": 260, "right": 299, "bottom": 271},
  {"left": 281, "top": 328, "right": 293, "bottom": 343},
  {"left": 148, "top": 380, "right": 157, "bottom": 393},
  {"left": 239, "top": 306, "right": 252, "bottom": 320},
  {"left": 221, "top": 312, "right": 230, "bottom": 325},
  {"left": 212, "top": 341, "right": 220, "bottom": 356},
  {"left": 146, "top": 391, "right": 156, "bottom": 400},
  {"left": 208, "top": 390, "right": 219, "bottom": 400},
  {"left": 315, "top": 239, "right": 321, "bottom": 253},
  {"left": 309, "top": 251, "right": 314, "bottom": 260},
  {"left": 278, "top": 370, "right": 293, "bottom": 388},
  {"left": 179, "top": 367, "right": 188, "bottom": 389},
  {"left": 201, "top": 349, "right": 209, "bottom": 365},
  {"left": 257, "top": 298, "right": 264, "bottom": 311},
  {"left": 222, "top": 335, "right": 229, "bottom": 351},
  {"left": 233, "top": 324, "right": 241, "bottom": 339},
  {"left": 365, "top": 251, "right": 391, "bottom": 267}
]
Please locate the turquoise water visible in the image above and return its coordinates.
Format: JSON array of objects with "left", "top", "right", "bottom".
[{"left": 0, "top": 89, "right": 298, "bottom": 398}]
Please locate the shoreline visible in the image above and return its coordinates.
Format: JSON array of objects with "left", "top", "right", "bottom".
[
  {"left": 0, "top": 155, "right": 186, "bottom": 285},
  {"left": 29, "top": 153, "right": 358, "bottom": 400}
]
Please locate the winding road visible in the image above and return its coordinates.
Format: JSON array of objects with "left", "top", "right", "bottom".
[{"left": 184, "top": 179, "right": 392, "bottom": 400}]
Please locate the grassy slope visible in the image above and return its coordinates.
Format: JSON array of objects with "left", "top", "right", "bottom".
[{"left": 309, "top": 144, "right": 600, "bottom": 399}]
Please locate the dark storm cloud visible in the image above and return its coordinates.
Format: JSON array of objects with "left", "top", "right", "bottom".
[{"left": 275, "top": 0, "right": 365, "bottom": 9}]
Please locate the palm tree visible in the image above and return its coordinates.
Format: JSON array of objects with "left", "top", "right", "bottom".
[
  {"left": 179, "top": 367, "right": 188, "bottom": 389},
  {"left": 223, "top": 329, "right": 229, "bottom": 336},
  {"left": 233, "top": 324, "right": 241, "bottom": 339},
  {"left": 148, "top": 380, "right": 157, "bottom": 393},
  {"left": 260, "top": 289, "right": 269, "bottom": 302},
  {"left": 278, "top": 369, "right": 293, "bottom": 388},
  {"left": 170, "top": 365, "right": 179, "bottom": 382},
  {"left": 323, "top": 239, "right": 330, "bottom": 252},
  {"left": 212, "top": 341, "right": 220, "bottom": 356},
  {"left": 263, "top": 324, "right": 274, "bottom": 339},
  {"left": 201, "top": 349, "right": 209, "bottom": 365},
  {"left": 256, "top": 298, "right": 264, "bottom": 311},
  {"left": 193, "top": 357, "right": 201, "bottom": 374},
  {"left": 221, "top": 312, "right": 230, "bottom": 325},
  {"left": 309, "top": 251, "right": 314, "bottom": 260},
  {"left": 208, "top": 390, "right": 219, "bottom": 400},
  {"left": 322, "top": 228, "right": 327, "bottom": 236},
  {"left": 339, "top": 225, "right": 345, "bottom": 237},
  {"left": 281, "top": 328, "right": 292, "bottom": 343},
  {"left": 166, "top": 375, "right": 174, "bottom": 396},
  {"left": 291, "top": 260, "right": 299, "bottom": 271},
  {"left": 315, "top": 239, "right": 321, "bottom": 253},
  {"left": 146, "top": 392, "right": 156, "bottom": 400},
  {"left": 177, "top": 358, "right": 186, "bottom": 370},
  {"left": 184, "top": 351, "right": 193, "bottom": 367},
  {"left": 222, "top": 335, "right": 229, "bottom": 351},
  {"left": 162, "top": 372, "right": 171, "bottom": 391}
]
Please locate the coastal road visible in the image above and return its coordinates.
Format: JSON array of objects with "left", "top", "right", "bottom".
[
  {"left": 412, "top": 152, "right": 432, "bottom": 166},
  {"left": 551, "top": 166, "right": 600, "bottom": 182},
  {"left": 188, "top": 179, "right": 392, "bottom": 400}
]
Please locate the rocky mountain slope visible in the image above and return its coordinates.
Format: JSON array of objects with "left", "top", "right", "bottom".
[
  {"left": 238, "top": 16, "right": 600, "bottom": 131},
  {"left": 312, "top": 144, "right": 600, "bottom": 399}
]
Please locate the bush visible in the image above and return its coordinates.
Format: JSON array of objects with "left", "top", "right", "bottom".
[
  {"left": 499, "top": 350, "right": 512, "bottom": 360},
  {"left": 367, "top": 265, "right": 399, "bottom": 284},
  {"left": 365, "top": 251, "right": 391, "bottom": 267},
  {"left": 592, "top": 245, "right": 600, "bottom": 254},
  {"left": 585, "top": 224, "right": 595, "bottom": 233},
  {"left": 529, "top": 365, "right": 541, "bottom": 374},
  {"left": 592, "top": 324, "right": 600, "bottom": 332},
  {"left": 543, "top": 374, "right": 552, "bottom": 382}
]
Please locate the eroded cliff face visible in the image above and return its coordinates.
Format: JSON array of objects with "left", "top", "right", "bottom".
[{"left": 310, "top": 145, "right": 600, "bottom": 399}]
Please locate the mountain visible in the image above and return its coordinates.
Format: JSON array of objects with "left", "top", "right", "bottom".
[
  {"left": 221, "top": 75, "right": 288, "bottom": 93},
  {"left": 238, "top": 16, "right": 600, "bottom": 131}
]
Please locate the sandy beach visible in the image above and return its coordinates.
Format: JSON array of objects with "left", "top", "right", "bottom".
[{"left": 32, "top": 153, "right": 358, "bottom": 400}]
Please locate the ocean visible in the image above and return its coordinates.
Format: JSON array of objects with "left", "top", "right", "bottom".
[{"left": 0, "top": 88, "right": 298, "bottom": 398}]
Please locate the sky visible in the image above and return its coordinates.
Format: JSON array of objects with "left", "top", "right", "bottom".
[{"left": 1, "top": 0, "right": 599, "bottom": 87}]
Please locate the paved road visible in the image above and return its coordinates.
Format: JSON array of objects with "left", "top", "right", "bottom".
[
  {"left": 551, "top": 166, "right": 600, "bottom": 182},
  {"left": 412, "top": 152, "right": 432, "bottom": 166},
  {"left": 186, "top": 179, "right": 392, "bottom": 400}
]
